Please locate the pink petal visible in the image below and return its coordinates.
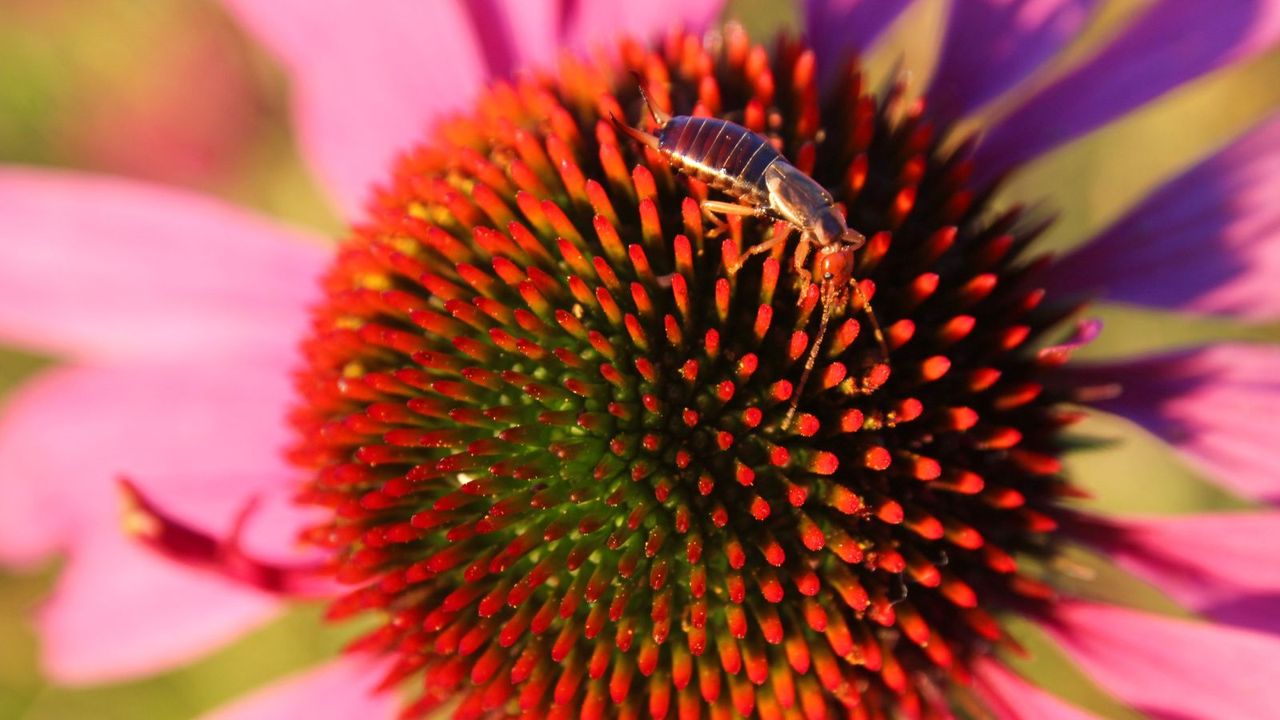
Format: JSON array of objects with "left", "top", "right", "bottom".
[
  {"left": 804, "top": 0, "right": 913, "bottom": 87},
  {"left": 565, "top": 0, "right": 724, "bottom": 54},
  {"left": 1048, "top": 115, "right": 1280, "bottom": 319},
  {"left": 223, "top": 0, "right": 727, "bottom": 217},
  {"left": 1074, "top": 344, "right": 1280, "bottom": 502},
  {"left": 201, "top": 656, "right": 397, "bottom": 720},
  {"left": 0, "top": 360, "right": 302, "bottom": 567},
  {"left": 0, "top": 169, "right": 326, "bottom": 363},
  {"left": 926, "top": 1, "right": 1099, "bottom": 123},
  {"left": 37, "top": 528, "right": 281, "bottom": 685},
  {"left": 972, "top": 658, "right": 1101, "bottom": 720},
  {"left": 462, "top": 0, "right": 561, "bottom": 78},
  {"left": 1080, "top": 512, "right": 1280, "bottom": 634},
  {"left": 1, "top": 359, "right": 323, "bottom": 681},
  {"left": 220, "top": 0, "right": 489, "bottom": 217},
  {"left": 974, "top": 0, "right": 1280, "bottom": 180},
  {"left": 464, "top": 0, "right": 728, "bottom": 79},
  {"left": 1045, "top": 600, "right": 1280, "bottom": 720}
]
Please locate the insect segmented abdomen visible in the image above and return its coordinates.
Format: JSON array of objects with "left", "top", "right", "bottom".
[{"left": 658, "top": 116, "right": 779, "bottom": 202}]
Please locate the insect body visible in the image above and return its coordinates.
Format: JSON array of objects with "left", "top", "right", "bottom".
[
  {"left": 614, "top": 96, "right": 865, "bottom": 284},
  {"left": 613, "top": 88, "right": 889, "bottom": 428}
]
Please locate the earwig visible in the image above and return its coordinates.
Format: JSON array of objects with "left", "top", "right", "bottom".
[{"left": 613, "top": 84, "right": 889, "bottom": 429}]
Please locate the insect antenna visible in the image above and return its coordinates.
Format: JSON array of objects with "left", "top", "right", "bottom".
[
  {"left": 629, "top": 70, "right": 671, "bottom": 125},
  {"left": 850, "top": 279, "right": 890, "bottom": 366},
  {"left": 782, "top": 279, "right": 891, "bottom": 431},
  {"left": 783, "top": 285, "right": 836, "bottom": 431}
]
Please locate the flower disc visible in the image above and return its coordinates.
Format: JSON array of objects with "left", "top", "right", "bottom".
[{"left": 293, "top": 27, "right": 1081, "bottom": 718}]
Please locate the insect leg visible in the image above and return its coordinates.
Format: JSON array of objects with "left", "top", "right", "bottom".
[
  {"left": 725, "top": 224, "right": 791, "bottom": 276},
  {"left": 701, "top": 200, "right": 763, "bottom": 240},
  {"left": 792, "top": 236, "right": 814, "bottom": 303},
  {"left": 702, "top": 200, "right": 764, "bottom": 227},
  {"left": 702, "top": 200, "right": 762, "bottom": 217}
]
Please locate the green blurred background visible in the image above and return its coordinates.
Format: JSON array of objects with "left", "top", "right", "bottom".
[{"left": 0, "top": 0, "right": 1277, "bottom": 717}]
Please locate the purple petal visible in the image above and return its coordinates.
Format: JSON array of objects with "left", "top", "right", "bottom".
[
  {"left": 1048, "top": 115, "right": 1280, "bottom": 318},
  {"left": 1044, "top": 600, "right": 1280, "bottom": 720},
  {"left": 926, "top": 0, "right": 1099, "bottom": 124},
  {"left": 974, "top": 0, "right": 1280, "bottom": 179},
  {"left": 1072, "top": 344, "right": 1280, "bottom": 503},
  {"left": 803, "top": 0, "right": 914, "bottom": 87},
  {"left": 1038, "top": 318, "right": 1103, "bottom": 365},
  {"left": 0, "top": 169, "right": 325, "bottom": 363},
  {"left": 1079, "top": 512, "right": 1280, "bottom": 636}
]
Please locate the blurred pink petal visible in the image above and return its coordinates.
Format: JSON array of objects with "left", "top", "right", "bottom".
[
  {"left": 462, "top": 0, "right": 561, "bottom": 77},
  {"left": 564, "top": 0, "right": 724, "bottom": 54},
  {"left": 1082, "top": 512, "right": 1280, "bottom": 635},
  {"left": 0, "top": 360, "right": 302, "bottom": 567},
  {"left": 1049, "top": 115, "right": 1280, "bottom": 318},
  {"left": 974, "top": 0, "right": 1280, "bottom": 180},
  {"left": 219, "top": 0, "right": 488, "bottom": 217},
  {"left": 468, "top": 0, "right": 726, "bottom": 74},
  {"left": 222, "top": 0, "right": 725, "bottom": 217},
  {"left": 37, "top": 528, "right": 281, "bottom": 685},
  {"left": 201, "top": 657, "right": 397, "bottom": 720},
  {"left": 0, "top": 169, "right": 325, "bottom": 363},
  {"left": 927, "top": 0, "right": 1098, "bottom": 123},
  {"left": 68, "top": 5, "right": 262, "bottom": 189},
  {"left": 0, "top": 358, "right": 324, "bottom": 681},
  {"left": 804, "top": 0, "right": 912, "bottom": 87},
  {"left": 1045, "top": 600, "right": 1280, "bottom": 720},
  {"left": 972, "top": 658, "right": 1100, "bottom": 720},
  {"left": 1076, "top": 344, "right": 1280, "bottom": 502}
]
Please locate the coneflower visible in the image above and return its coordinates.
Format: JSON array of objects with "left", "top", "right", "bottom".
[
  {"left": 3, "top": 2, "right": 1279, "bottom": 719},
  {"left": 291, "top": 27, "right": 1093, "bottom": 717}
]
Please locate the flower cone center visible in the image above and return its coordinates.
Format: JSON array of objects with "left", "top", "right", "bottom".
[{"left": 292, "top": 27, "right": 1080, "bottom": 718}]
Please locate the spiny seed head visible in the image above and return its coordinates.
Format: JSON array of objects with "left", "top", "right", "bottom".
[{"left": 293, "top": 27, "right": 1082, "bottom": 718}]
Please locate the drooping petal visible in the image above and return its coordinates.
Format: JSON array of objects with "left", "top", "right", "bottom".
[
  {"left": 1048, "top": 115, "right": 1280, "bottom": 318},
  {"left": 1072, "top": 344, "right": 1280, "bottom": 503},
  {"left": 804, "top": 0, "right": 914, "bottom": 87},
  {"left": 926, "top": 0, "right": 1098, "bottom": 123},
  {"left": 1044, "top": 600, "right": 1280, "bottom": 720},
  {"left": 974, "top": 0, "right": 1280, "bottom": 179},
  {"left": 219, "top": 0, "right": 489, "bottom": 216},
  {"left": 0, "top": 169, "right": 325, "bottom": 363},
  {"left": 972, "top": 659, "right": 1101, "bottom": 720},
  {"left": 1078, "top": 512, "right": 1280, "bottom": 635},
  {"left": 0, "top": 358, "right": 323, "bottom": 681},
  {"left": 0, "top": 360, "right": 302, "bottom": 567},
  {"left": 200, "top": 656, "right": 397, "bottom": 720},
  {"left": 37, "top": 528, "right": 281, "bottom": 684}
]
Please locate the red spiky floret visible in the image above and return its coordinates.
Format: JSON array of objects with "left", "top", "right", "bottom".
[{"left": 291, "top": 26, "right": 1088, "bottom": 718}]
